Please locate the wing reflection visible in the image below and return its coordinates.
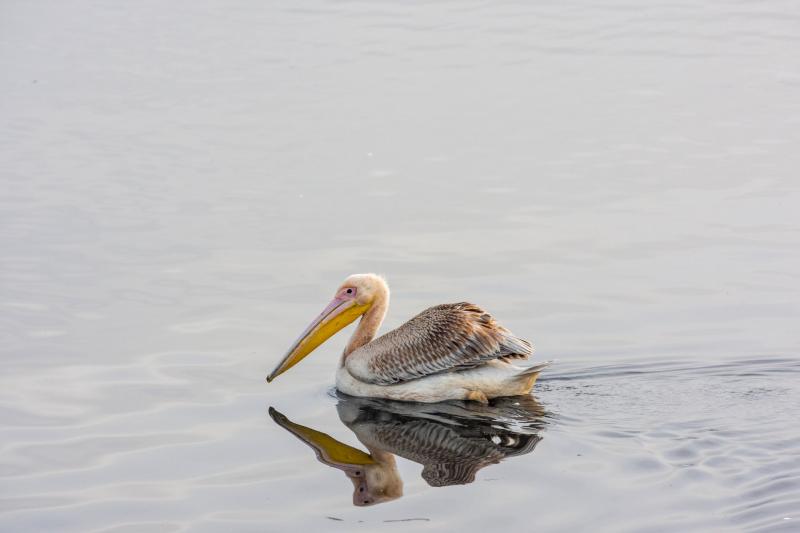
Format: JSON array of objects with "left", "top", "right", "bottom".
[{"left": 269, "top": 395, "right": 548, "bottom": 506}]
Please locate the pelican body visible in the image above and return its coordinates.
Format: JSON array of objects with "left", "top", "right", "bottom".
[{"left": 267, "top": 274, "right": 549, "bottom": 403}]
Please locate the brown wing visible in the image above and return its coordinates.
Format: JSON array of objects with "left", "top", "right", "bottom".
[{"left": 347, "top": 302, "right": 533, "bottom": 385}]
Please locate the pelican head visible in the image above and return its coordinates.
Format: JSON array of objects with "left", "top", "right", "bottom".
[{"left": 267, "top": 273, "right": 389, "bottom": 382}]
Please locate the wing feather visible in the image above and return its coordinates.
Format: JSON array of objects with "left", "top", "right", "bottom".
[{"left": 346, "top": 303, "right": 533, "bottom": 385}]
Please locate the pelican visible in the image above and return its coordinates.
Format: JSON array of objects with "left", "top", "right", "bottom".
[{"left": 267, "top": 273, "right": 550, "bottom": 403}]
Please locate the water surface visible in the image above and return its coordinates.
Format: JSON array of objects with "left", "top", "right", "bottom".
[{"left": 1, "top": 0, "right": 799, "bottom": 531}]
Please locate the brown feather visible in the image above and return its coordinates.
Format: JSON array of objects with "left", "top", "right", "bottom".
[{"left": 346, "top": 302, "right": 533, "bottom": 385}]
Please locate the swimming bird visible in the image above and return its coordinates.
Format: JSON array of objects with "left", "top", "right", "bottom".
[{"left": 267, "top": 273, "right": 549, "bottom": 403}]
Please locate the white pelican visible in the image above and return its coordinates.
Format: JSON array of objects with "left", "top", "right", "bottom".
[{"left": 267, "top": 273, "right": 549, "bottom": 403}]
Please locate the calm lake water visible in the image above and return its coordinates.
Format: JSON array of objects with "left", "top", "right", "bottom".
[{"left": 2, "top": 1, "right": 799, "bottom": 531}]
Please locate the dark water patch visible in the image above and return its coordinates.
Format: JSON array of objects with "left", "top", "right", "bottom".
[{"left": 537, "top": 355, "right": 800, "bottom": 533}]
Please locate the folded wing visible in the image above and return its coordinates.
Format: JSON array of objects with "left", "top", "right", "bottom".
[{"left": 346, "top": 302, "right": 533, "bottom": 385}]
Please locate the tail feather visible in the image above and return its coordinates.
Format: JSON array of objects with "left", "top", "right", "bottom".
[
  {"left": 513, "top": 361, "right": 552, "bottom": 395},
  {"left": 517, "top": 361, "right": 552, "bottom": 376}
]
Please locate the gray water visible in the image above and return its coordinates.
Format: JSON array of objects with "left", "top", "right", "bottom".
[{"left": 1, "top": 1, "right": 799, "bottom": 531}]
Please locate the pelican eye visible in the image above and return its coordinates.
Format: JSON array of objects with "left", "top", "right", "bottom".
[{"left": 347, "top": 289, "right": 353, "bottom": 294}]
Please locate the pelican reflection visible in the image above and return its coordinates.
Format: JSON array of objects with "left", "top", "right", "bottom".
[{"left": 269, "top": 394, "right": 548, "bottom": 506}]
